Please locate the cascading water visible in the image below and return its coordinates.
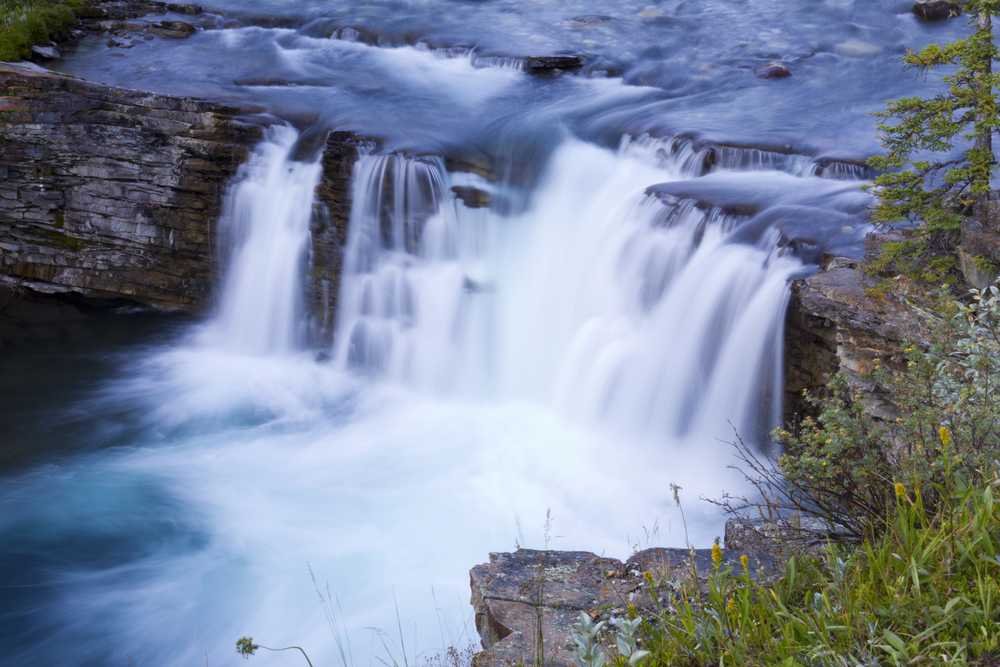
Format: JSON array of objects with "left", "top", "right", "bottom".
[
  {"left": 0, "top": 123, "right": 852, "bottom": 666},
  {"left": 333, "top": 136, "right": 799, "bottom": 445},
  {"left": 208, "top": 126, "right": 323, "bottom": 354}
]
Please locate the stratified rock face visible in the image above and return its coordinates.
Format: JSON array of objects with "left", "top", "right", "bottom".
[
  {"left": 309, "top": 131, "right": 372, "bottom": 342},
  {"left": 0, "top": 62, "right": 261, "bottom": 310},
  {"left": 470, "top": 547, "right": 775, "bottom": 667},
  {"left": 784, "top": 258, "right": 925, "bottom": 421}
]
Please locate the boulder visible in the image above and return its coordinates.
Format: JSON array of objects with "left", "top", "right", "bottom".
[
  {"left": 470, "top": 548, "right": 776, "bottom": 667},
  {"left": 913, "top": 0, "right": 960, "bottom": 21}
]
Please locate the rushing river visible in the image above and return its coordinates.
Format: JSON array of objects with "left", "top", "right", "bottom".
[{"left": 0, "top": 1, "right": 965, "bottom": 665}]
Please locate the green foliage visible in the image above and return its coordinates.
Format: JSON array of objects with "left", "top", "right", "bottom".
[
  {"left": 640, "top": 480, "right": 1000, "bottom": 666},
  {"left": 637, "top": 281, "right": 1000, "bottom": 665},
  {"left": 775, "top": 281, "right": 1000, "bottom": 541},
  {"left": 0, "top": 0, "right": 86, "bottom": 61},
  {"left": 868, "top": 1, "right": 1000, "bottom": 283}
]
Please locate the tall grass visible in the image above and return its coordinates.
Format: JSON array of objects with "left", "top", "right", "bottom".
[{"left": 637, "top": 474, "right": 1000, "bottom": 666}]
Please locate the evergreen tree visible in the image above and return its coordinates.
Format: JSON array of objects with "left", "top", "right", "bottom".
[{"left": 869, "top": 0, "right": 999, "bottom": 283}]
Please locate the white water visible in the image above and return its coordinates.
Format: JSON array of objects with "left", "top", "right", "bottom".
[
  {"left": 208, "top": 126, "right": 324, "bottom": 354},
  {"left": 2, "top": 128, "right": 809, "bottom": 666},
  {"left": 334, "top": 137, "right": 798, "bottom": 443}
]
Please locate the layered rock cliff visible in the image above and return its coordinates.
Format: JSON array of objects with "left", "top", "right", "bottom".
[
  {"left": 0, "top": 62, "right": 261, "bottom": 310},
  {"left": 784, "top": 257, "right": 926, "bottom": 421}
]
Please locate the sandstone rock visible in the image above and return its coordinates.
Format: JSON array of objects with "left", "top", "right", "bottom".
[
  {"left": 913, "top": 0, "right": 960, "bottom": 21},
  {"left": 470, "top": 548, "right": 776, "bottom": 667},
  {"left": 0, "top": 62, "right": 261, "bottom": 311},
  {"left": 755, "top": 62, "right": 791, "bottom": 79}
]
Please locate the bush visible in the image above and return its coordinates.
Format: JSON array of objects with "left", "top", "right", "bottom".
[{"left": 0, "top": 0, "right": 86, "bottom": 61}]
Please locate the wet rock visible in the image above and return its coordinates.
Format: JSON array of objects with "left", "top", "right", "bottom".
[
  {"left": 470, "top": 548, "right": 776, "bottom": 666},
  {"left": 834, "top": 39, "right": 882, "bottom": 58},
  {"left": 755, "top": 62, "right": 791, "bottom": 79},
  {"left": 310, "top": 131, "right": 375, "bottom": 343},
  {"left": 30, "top": 44, "right": 61, "bottom": 61},
  {"left": 523, "top": 55, "right": 584, "bottom": 75},
  {"left": 913, "top": 0, "right": 960, "bottom": 21},
  {"left": 0, "top": 62, "right": 261, "bottom": 311},
  {"left": 784, "top": 254, "right": 927, "bottom": 421},
  {"left": 165, "top": 2, "right": 203, "bottom": 15},
  {"left": 106, "top": 36, "right": 135, "bottom": 48},
  {"left": 451, "top": 185, "right": 492, "bottom": 209},
  {"left": 150, "top": 19, "right": 196, "bottom": 38}
]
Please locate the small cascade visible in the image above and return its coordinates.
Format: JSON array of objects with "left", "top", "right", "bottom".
[
  {"left": 332, "top": 137, "right": 801, "bottom": 442},
  {"left": 211, "top": 126, "right": 323, "bottom": 354},
  {"left": 621, "top": 133, "right": 871, "bottom": 181},
  {"left": 333, "top": 153, "right": 495, "bottom": 392}
]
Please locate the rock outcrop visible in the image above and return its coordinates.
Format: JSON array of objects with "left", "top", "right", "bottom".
[
  {"left": 0, "top": 62, "right": 261, "bottom": 310},
  {"left": 784, "top": 257, "right": 926, "bottom": 421},
  {"left": 470, "top": 545, "right": 776, "bottom": 667},
  {"left": 309, "top": 131, "right": 371, "bottom": 342}
]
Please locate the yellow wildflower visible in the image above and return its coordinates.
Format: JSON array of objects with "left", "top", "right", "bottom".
[
  {"left": 740, "top": 554, "right": 749, "bottom": 572},
  {"left": 711, "top": 541, "right": 723, "bottom": 567},
  {"left": 939, "top": 426, "right": 952, "bottom": 449},
  {"left": 726, "top": 597, "right": 737, "bottom": 614},
  {"left": 894, "top": 482, "right": 906, "bottom": 501}
]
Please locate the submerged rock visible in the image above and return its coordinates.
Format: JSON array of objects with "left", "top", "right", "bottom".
[
  {"left": 149, "top": 19, "right": 196, "bottom": 38},
  {"left": 913, "top": 0, "right": 960, "bottom": 21},
  {"left": 755, "top": 62, "right": 791, "bottom": 79}
]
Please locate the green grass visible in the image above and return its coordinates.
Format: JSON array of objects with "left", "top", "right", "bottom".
[
  {"left": 636, "top": 477, "right": 1000, "bottom": 666},
  {"left": 0, "top": 0, "right": 87, "bottom": 62}
]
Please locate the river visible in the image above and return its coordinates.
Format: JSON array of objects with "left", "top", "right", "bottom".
[{"left": 0, "top": 1, "right": 963, "bottom": 664}]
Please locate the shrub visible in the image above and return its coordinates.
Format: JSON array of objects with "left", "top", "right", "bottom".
[{"left": 0, "top": 0, "right": 86, "bottom": 61}]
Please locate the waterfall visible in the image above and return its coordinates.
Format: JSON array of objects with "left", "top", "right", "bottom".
[
  {"left": 332, "top": 136, "right": 801, "bottom": 442},
  {"left": 209, "top": 126, "right": 323, "bottom": 354}
]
